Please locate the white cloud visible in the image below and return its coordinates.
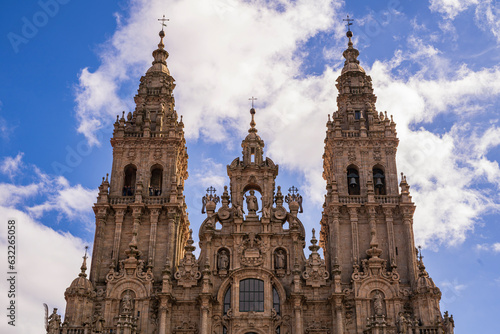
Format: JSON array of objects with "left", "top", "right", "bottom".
[
  {"left": 0, "top": 152, "right": 24, "bottom": 178},
  {"left": 73, "top": 0, "right": 342, "bottom": 145},
  {"left": 0, "top": 206, "right": 89, "bottom": 333},
  {"left": 28, "top": 181, "right": 97, "bottom": 222},
  {"left": 429, "top": 0, "right": 479, "bottom": 20},
  {"left": 494, "top": 243, "right": 500, "bottom": 252},
  {"left": 0, "top": 155, "right": 97, "bottom": 225}
]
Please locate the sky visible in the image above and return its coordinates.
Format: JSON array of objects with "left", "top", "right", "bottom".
[{"left": 0, "top": 0, "right": 499, "bottom": 333}]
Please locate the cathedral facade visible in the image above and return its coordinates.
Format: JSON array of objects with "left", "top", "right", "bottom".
[{"left": 46, "top": 27, "right": 455, "bottom": 334}]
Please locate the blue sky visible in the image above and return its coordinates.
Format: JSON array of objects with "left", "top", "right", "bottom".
[{"left": 1, "top": 0, "right": 499, "bottom": 333}]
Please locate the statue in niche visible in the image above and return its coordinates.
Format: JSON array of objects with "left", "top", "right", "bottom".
[
  {"left": 372, "top": 290, "right": 384, "bottom": 316},
  {"left": 245, "top": 190, "right": 259, "bottom": 214},
  {"left": 121, "top": 291, "right": 134, "bottom": 315},
  {"left": 218, "top": 250, "right": 229, "bottom": 270},
  {"left": 275, "top": 249, "right": 286, "bottom": 269}
]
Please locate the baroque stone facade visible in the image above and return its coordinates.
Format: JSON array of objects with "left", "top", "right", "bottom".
[{"left": 46, "top": 28, "right": 455, "bottom": 334}]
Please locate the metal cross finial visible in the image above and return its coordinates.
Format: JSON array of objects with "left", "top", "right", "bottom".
[
  {"left": 249, "top": 96, "right": 258, "bottom": 108},
  {"left": 288, "top": 186, "right": 299, "bottom": 195},
  {"left": 158, "top": 15, "right": 169, "bottom": 31},
  {"left": 206, "top": 186, "right": 216, "bottom": 196},
  {"left": 418, "top": 245, "right": 423, "bottom": 261},
  {"left": 84, "top": 245, "right": 88, "bottom": 258},
  {"left": 343, "top": 15, "right": 354, "bottom": 32}
]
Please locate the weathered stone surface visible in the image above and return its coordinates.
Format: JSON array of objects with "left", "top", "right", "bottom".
[{"left": 50, "top": 29, "right": 454, "bottom": 334}]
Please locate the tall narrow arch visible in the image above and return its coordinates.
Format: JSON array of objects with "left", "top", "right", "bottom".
[
  {"left": 149, "top": 164, "right": 163, "bottom": 196},
  {"left": 123, "top": 164, "right": 137, "bottom": 196},
  {"left": 372, "top": 166, "right": 386, "bottom": 195},
  {"left": 347, "top": 165, "right": 360, "bottom": 195}
]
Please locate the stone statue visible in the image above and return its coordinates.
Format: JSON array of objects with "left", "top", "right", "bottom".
[
  {"left": 397, "top": 312, "right": 407, "bottom": 334},
  {"left": 121, "top": 292, "right": 133, "bottom": 315},
  {"left": 373, "top": 291, "right": 384, "bottom": 316},
  {"left": 47, "top": 308, "right": 61, "bottom": 334},
  {"left": 245, "top": 190, "right": 259, "bottom": 214},
  {"left": 218, "top": 250, "right": 229, "bottom": 270},
  {"left": 275, "top": 249, "right": 286, "bottom": 269},
  {"left": 261, "top": 204, "right": 271, "bottom": 218}
]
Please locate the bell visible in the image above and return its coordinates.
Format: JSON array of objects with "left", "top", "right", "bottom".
[
  {"left": 375, "top": 178, "right": 384, "bottom": 188},
  {"left": 349, "top": 177, "right": 358, "bottom": 187}
]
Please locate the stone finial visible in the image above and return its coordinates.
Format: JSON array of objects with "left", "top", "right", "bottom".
[{"left": 79, "top": 246, "right": 89, "bottom": 278}]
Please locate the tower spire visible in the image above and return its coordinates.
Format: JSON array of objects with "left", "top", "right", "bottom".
[{"left": 79, "top": 246, "right": 89, "bottom": 278}]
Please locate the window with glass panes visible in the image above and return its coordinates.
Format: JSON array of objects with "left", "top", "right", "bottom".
[{"left": 239, "top": 279, "right": 264, "bottom": 312}]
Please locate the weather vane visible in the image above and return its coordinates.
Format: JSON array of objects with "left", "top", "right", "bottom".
[
  {"left": 158, "top": 15, "right": 169, "bottom": 31},
  {"left": 343, "top": 15, "right": 354, "bottom": 32},
  {"left": 249, "top": 96, "right": 257, "bottom": 109}
]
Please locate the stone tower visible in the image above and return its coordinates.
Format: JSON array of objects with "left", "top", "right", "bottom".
[
  {"left": 47, "top": 26, "right": 455, "bottom": 334},
  {"left": 319, "top": 30, "right": 454, "bottom": 333}
]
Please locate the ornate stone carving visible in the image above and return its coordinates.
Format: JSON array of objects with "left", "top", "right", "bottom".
[
  {"left": 174, "top": 230, "right": 201, "bottom": 287},
  {"left": 302, "top": 229, "right": 329, "bottom": 287}
]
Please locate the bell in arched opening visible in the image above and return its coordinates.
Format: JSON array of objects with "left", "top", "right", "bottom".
[
  {"left": 346, "top": 167, "right": 360, "bottom": 195},
  {"left": 373, "top": 168, "right": 386, "bottom": 195}
]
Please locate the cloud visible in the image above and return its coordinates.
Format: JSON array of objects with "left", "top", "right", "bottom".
[
  {"left": 73, "top": 0, "right": 342, "bottom": 145},
  {"left": 430, "top": 0, "right": 500, "bottom": 42},
  {"left": 0, "top": 152, "right": 24, "bottom": 178},
  {"left": 429, "top": 0, "right": 479, "bottom": 20},
  {"left": 476, "top": 242, "right": 500, "bottom": 253},
  {"left": 0, "top": 154, "right": 96, "bottom": 225},
  {"left": 0, "top": 206, "right": 89, "bottom": 333}
]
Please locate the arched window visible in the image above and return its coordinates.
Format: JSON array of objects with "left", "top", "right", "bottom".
[
  {"left": 373, "top": 167, "right": 386, "bottom": 195},
  {"left": 223, "top": 326, "right": 227, "bottom": 334},
  {"left": 123, "top": 165, "right": 137, "bottom": 196},
  {"left": 149, "top": 166, "right": 163, "bottom": 196},
  {"left": 239, "top": 279, "right": 264, "bottom": 312},
  {"left": 273, "top": 286, "right": 280, "bottom": 315},
  {"left": 223, "top": 287, "right": 231, "bottom": 315},
  {"left": 347, "top": 166, "right": 360, "bottom": 195}
]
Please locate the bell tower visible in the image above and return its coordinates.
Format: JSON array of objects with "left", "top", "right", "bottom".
[
  {"left": 78, "top": 27, "right": 190, "bottom": 333},
  {"left": 320, "top": 27, "right": 453, "bottom": 333}
]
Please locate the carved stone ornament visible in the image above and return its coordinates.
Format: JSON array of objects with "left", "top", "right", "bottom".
[
  {"left": 239, "top": 233, "right": 267, "bottom": 267},
  {"left": 302, "top": 229, "right": 329, "bottom": 287},
  {"left": 174, "top": 230, "right": 201, "bottom": 287}
]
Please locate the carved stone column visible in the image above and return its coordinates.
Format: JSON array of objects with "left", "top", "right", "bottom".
[
  {"left": 348, "top": 206, "right": 359, "bottom": 263},
  {"left": 383, "top": 207, "right": 396, "bottom": 268},
  {"left": 112, "top": 208, "right": 126, "bottom": 266},
  {"left": 148, "top": 207, "right": 161, "bottom": 266},
  {"left": 402, "top": 207, "right": 417, "bottom": 286}
]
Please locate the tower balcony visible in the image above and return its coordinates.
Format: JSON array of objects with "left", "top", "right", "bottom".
[{"left": 338, "top": 195, "right": 400, "bottom": 205}]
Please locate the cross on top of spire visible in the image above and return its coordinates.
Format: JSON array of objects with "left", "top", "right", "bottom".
[
  {"left": 288, "top": 185, "right": 299, "bottom": 195},
  {"left": 249, "top": 96, "right": 258, "bottom": 109},
  {"left": 158, "top": 15, "right": 169, "bottom": 31},
  {"left": 206, "top": 186, "right": 217, "bottom": 196},
  {"left": 343, "top": 15, "right": 354, "bottom": 32}
]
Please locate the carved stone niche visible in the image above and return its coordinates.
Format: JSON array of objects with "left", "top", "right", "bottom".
[
  {"left": 273, "top": 247, "right": 287, "bottom": 277},
  {"left": 217, "top": 248, "right": 230, "bottom": 277}
]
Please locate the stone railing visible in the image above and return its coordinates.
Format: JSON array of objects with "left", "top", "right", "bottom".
[
  {"left": 109, "top": 196, "right": 169, "bottom": 205},
  {"left": 375, "top": 195, "right": 400, "bottom": 204},
  {"left": 339, "top": 196, "right": 367, "bottom": 204},
  {"left": 144, "top": 197, "right": 169, "bottom": 205},
  {"left": 124, "top": 132, "right": 144, "bottom": 138},
  {"left": 342, "top": 130, "right": 360, "bottom": 138},
  {"left": 109, "top": 196, "right": 135, "bottom": 205}
]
